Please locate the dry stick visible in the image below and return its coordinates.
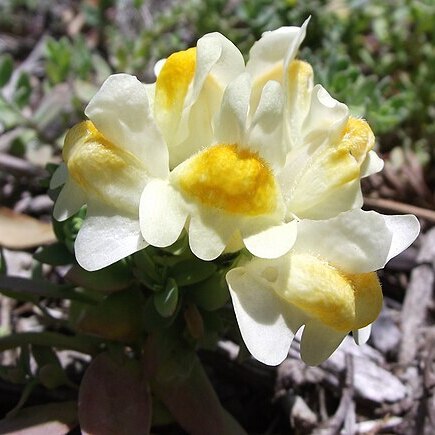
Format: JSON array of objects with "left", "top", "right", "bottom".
[
  {"left": 364, "top": 197, "right": 435, "bottom": 223},
  {"left": 312, "top": 355, "right": 355, "bottom": 435},
  {"left": 399, "top": 228, "right": 435, "bottom": 365},
  {"left": 0, "top": 153, "right": 47, "bottom": 178},
  {"left": 398, "top": 228, "right": 435, "bottom": 433},
  {"left": 422, "top": 329, "right": 435, "bottom": 433}
]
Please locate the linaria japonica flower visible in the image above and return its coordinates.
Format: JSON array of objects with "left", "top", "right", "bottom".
[
  {"left": 51, "top": 74, "right": 168, "bottom": 270},
  {"left": 226, "top": 209, "right": 419, "bottom": 366},
  {"left": 51, "top": 21, "right": 420, "bottom": 367},
  {"left": 139, "top": 19, "right": 384, "bottom": 261}
]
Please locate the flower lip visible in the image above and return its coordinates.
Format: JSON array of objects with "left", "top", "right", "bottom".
[{"left": 173, "top": 143, "right": 278, "bottom": 216}]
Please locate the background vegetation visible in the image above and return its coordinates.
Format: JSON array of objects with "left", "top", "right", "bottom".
[{"left": 0, "top": 0, "right": 434, "bottom": 433}]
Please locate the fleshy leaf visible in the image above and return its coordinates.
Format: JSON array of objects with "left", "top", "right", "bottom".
[
  {"left": 145, "top": 335, "right": 246, "bottom": 435},
  {"left": 78, "top": 353, "right": 151, "bottom": 435}
]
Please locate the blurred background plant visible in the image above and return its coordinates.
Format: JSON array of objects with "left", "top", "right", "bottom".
[{"left": 0, "top": 0, "right": 434, "bottom": 433}]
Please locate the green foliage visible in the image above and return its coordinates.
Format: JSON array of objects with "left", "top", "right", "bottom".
[
  {"left": 0, "top": 54, "right": 13, "bottom": 87},
  {"left": 1, "top": 0, "right": 433, "bottom": 430}
]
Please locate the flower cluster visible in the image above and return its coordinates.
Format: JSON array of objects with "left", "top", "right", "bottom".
[{"left": 52, "top": 20, "right": 419, "bottom": 366}]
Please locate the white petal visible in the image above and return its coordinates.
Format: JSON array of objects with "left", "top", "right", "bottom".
[
  {"left": 288, "top": 179, "right": 364, "bottom": 220},
  {"left": 53, "top": 177, "right": 86, "bottom": 221},
  {"left": 248, "top": 80, "right": 286, "bottom": 169},
  {"left": 75, "top": 201, "right": 147, "bottom": 271},
  {"left": 243, "top": 220, "right": 297, "bottom": 259},
  {"left": 214, "top": 73, "right": 251, "bottom": 145},
  {"left": 300, "top": 321, "right": 346, "bottom": 366},
  {"left": 295, "top": 210, "right": 419, "bottom": 274},
  {"left": 302, "top": 85, "right": 349, "bottom": 143},
  {"left": 85, "top": 74, "right": 168, "bottom": 178},
  {"left": 294, "top": 210, "right": 393, "bottom": 273},
  {"left": 169, "top": 92, "right": 215, "bottom": 168},
  {"left": 139, "top": 179, "right": 187, "bottom": 248},
  {"left": 188, "top": 212, "right": 238, "bottom": 261},
  {"left": 227, "top": 267, "right": 296, "bottom": 366},
  {"left": 353, "top": 324, "right": 372, "bottom": 345},
  {"left": 49, "top": 163, "right": 67, "bottom": 189},
  {"left": 246, "top": 21, "right": 308, "bottom": 79},
  {"left": 191, "top": 32, "right": 245, "bottom": 103},
  {"left": 361, "top": 150, "right": 384, "bottom": 178},
  {"left": 382, "top": 214, "right": 420, "bottom": 263},
  {"left": 165, "top": 33, "right": 245, "bottom": 165},
  {"left": 283, "top": 18, "right": 310, "bottom": 71},
  {"left": 153, "top": 58, "right": 166, "bottom": 77}
]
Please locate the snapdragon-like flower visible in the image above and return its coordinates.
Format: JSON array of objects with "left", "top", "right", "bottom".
[
  {"left": 51, "top": 74, "right": 168, "bottom": 270},
  {"left": 246, "top": 19, "right": 384, "bottom": 219},
  {"left": 140, "top": 21, "right": 383, "bottom": 261},
  {"left": 141, "top": 72, "right": 298, "bottom": 261},
  {"left": 226, "top": 210, "right": 420, "bottom": 366}
]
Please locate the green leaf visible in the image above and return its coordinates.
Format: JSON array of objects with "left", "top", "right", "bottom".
[
  {"left": 154, "top": 279, "right": 178, "bottom": 318},
  {"left": 32, "top": 345, "right": 61, "bottom": 368},
  {"left": 13, "top": 72, "right": 32, "bottom": 108},
  {"left": 69, "top": 289, "right": 145, "bottom": 342},
  {"left": 0, "top": 332, "right": 102, "bottom": 355},
  {"left": 0, "top": 275, "right": 97, "bottom": 304},
  {"left": 32, "top": 345, "right": 70, "bottom": 389},
  {"left": 0, "top": 54, "right": 13, "bottom": 87},
  {"left": 33, "top": 242, "right": 75, "bottom": 266},
  {"left": 170, "top": 258, "right": 217, "bottom": 287},
  {"left": 142, "top": 297, "right": 176, "bottom": 332},
  {"left": 0, "top": 249, "right": 7, "bottom": 275},
  {"left": 0, "top": 96, "right": 23, "bottom": 128},
  {"left": 188, "top": 269, "right": 230, "bottom": 311},
  {"left": 65, "top": 261, "right": 133, "bottom": 293}
]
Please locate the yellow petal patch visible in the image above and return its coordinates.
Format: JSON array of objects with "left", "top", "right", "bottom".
[
  {"left": 251, "top": 62, "right": 283, "bottom": 111},
  {"left": 155, "top": 47, "right": 196, "bottom": 112},
  {"left": 276, "top": 254, "right": 382, "bottom": 332},
  {"left": 64, "top": 121, "right": 147, "bottom": 214},
  {"left": 176, "top": 144, "right": 277, "bottom": 216},
  {"left": 339, "top": 117, "right": 375, "bottom": 164},
  {"left": 286, "top": 60, "right": 313, "bottom": 106},
  {"left": 287, "top": 117, "right": 375, "bottom": 215}
]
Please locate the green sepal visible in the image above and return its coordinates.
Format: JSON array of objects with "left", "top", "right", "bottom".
[
  {"left": 187, "top": 269, "right": 230, "bottom": 311},
  {"left": 153, "top": 278, "right": 179, "bottom": 318},
  {"left": 169, "top": 258, "right": 217, "bottom": 287}
]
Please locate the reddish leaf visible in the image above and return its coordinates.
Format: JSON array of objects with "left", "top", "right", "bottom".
[
  {"left": 145, "top": 335, "right": 246, "bottom": 435},
  {"left": 0, "top": 401, "right": 77, "bottom": 434},
  {"left": 78, "top": 352, "right": 151, "bottom": 435}
]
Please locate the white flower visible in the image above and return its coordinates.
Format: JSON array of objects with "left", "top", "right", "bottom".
[
  {"left": 226, "top": 210, "right": 420, "bottom": 366},
  {"left": 51, "top": 74, "right": 168, "bottom": 271},
  {"left": 140, "top": 23, "right": 383, "bottom": 261},
  {"left": 141, "top": 70, "right": 301, "bottom": 261},
  {"left": 151, "top": 33, "right": 245, "bottom": 169},
  {"left": 246, "top": 19, "right": 385, "bottom": 219}
]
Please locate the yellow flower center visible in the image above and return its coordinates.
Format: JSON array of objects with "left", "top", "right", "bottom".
[
  {"left": 176, "top": 144, "right": 277, "bottom": 216},
  {"left": 63, "top": 121, "right": 147, "bottom": 214},
  {"left": 275, "top": 254, "right": 382, "bottom": 332}
]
